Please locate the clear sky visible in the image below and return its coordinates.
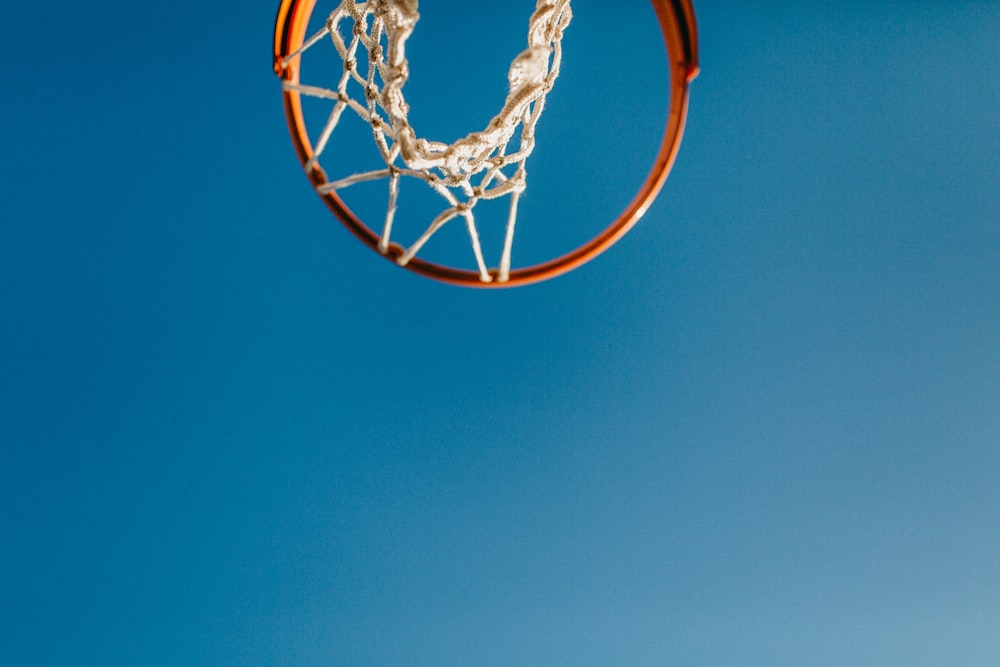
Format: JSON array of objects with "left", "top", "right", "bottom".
[{"left": 2, "top": 1, "right": 999, "bottom": 665}]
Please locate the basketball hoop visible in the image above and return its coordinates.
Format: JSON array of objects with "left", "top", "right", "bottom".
[{"left": 273, "top": 0, "right": 698, "bottom": 287}]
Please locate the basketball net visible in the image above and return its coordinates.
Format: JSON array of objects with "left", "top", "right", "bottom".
[{"left": 279, "top": 0, "right": 573, "bottom": 283}]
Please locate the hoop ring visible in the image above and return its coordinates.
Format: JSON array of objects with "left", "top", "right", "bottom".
[{"left": 274, "top": 0, "right": 699, "bottom": 287}]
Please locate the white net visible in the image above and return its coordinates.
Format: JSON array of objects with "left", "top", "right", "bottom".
[{"left": 278, "top": 0, "right": 573, "bottom": 283}]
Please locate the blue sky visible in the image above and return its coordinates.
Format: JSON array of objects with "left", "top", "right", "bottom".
[{"left": 2, "top": 1, "right": 999, "bottom": 665}]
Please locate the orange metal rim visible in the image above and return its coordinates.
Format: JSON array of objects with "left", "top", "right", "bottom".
[{"left": 274, "top": 0, "right": 699, "bottom": 288}]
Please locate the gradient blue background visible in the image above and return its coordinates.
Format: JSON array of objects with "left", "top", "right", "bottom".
[{"left": 2, "top": 1, "right": 999, "bottom": 665}]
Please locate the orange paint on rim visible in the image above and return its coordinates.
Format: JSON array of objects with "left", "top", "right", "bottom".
[{"left": 274, "top": 0, "right": 699, "bottom": 287}]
